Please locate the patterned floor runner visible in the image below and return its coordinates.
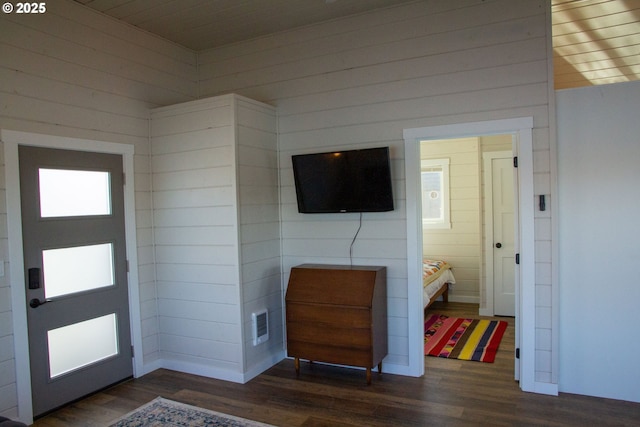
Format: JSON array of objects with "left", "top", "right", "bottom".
[{"left": 424, "top": 314, "right": 507, "bottom": 363}]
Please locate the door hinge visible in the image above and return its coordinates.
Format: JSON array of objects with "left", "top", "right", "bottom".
[
  {"left": 126, "top": 260, "right": 130, "bottom": 273},
  {"left": 123, "top": 172, "right": 126, "bottom": 186},
  {"left": 515, "top": 253, "right": 520, "bottom": 265},
  {"left": 513, "top": 156, "right": 518, "bottom": 168},
  {"left": 516, "top": 348, "right": 520, "bottom": 359},
  {"left": 131, "top": 345, "right": 134, "bottom": 357}
]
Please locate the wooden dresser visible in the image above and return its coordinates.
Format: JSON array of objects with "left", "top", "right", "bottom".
[{"left": 285, "top": 264, "right": 388, "bottom": 384}]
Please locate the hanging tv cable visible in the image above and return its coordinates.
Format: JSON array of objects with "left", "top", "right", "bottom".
[{"left": 349, "top": 212, "right": 363, "bottom": 267}]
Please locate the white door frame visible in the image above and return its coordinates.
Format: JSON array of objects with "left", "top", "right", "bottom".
[
  {"left": 481, "top": 150, "right": 516, "bottom": 317},
  {"left": 403, "top": 117, "right": 536, "bottom": 392},
  {"left": 3, "top": 130, "right": 143, "bottom": 424}
]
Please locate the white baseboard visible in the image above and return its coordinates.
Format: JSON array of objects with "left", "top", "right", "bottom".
[
  {"left": 141, "top": 352, "right": 287, "bottom": 384},
  {"left": 241, "top": 351, "right": 287, "bottom": 383},
  {"left": 533, "top": 381, "right": 559, "bottom": 396},
  {"left": 479, "top": 307, "right": 493, "bottom": 316},
  {"left": 160, "top": 359, "right": 246, "bottom": 383},
  {"left": 140, "top": 359, "right": 163, "bottom": 377}
]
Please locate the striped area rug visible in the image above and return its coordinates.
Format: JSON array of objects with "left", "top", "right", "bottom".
[{"left": 424, "top": 314, "right": 507, "bottom": 363}]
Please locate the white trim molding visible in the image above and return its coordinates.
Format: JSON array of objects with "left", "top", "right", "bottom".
[{"left": 403, "top": 117, "right": 538, "bottom": 393}]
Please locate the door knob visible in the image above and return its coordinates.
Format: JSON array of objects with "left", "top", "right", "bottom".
[
  {"left": 29, "top": 298, "right": 49, "bottom": 308},
  {"left": 495, "top": 243, "right": 502, "bottom": 248}
]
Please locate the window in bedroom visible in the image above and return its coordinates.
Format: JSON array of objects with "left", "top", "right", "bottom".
[{"left": 421, "top": 158, "right": 451, "bottom": 229}]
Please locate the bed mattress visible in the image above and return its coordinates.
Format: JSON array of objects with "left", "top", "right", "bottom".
[{"left": 423, "top": 259, "right": 456, "bottom": 307}]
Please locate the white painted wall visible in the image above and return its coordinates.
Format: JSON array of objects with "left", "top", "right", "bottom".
[
  {"left": 557, "top": 81, "right": 640, "bottom": 403},
  {"left": 235, "top": 100, "right": 284, "bottom": 378},
  {"left": 198, "top": 0, "right": 554, "bottom": 378},
  {"left": 421, "top": 138, "right": 481, "bottom": 303},
  {"left": 1, "top": 0, "right": 589, "bottom": 419},
  {"left": 150, "top": 95, "right": 282, "bottom": 383},
  {"left": 0, "top": 0, "right": 197, "bottom": 420}
]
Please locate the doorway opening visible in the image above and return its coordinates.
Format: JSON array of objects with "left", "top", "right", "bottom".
[
  {"left": 404, "top": 117, "right": 535, "bottom": 391},
  {"left": 419, "top": 135, "right": 516, "bottom": 375},
  {"left": 419, "top": 136, "right": 516, "bottom": 316}
]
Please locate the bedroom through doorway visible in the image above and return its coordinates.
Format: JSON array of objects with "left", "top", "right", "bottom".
[{"left": 419, "top": 134, "right": 516, "bottom": 372}]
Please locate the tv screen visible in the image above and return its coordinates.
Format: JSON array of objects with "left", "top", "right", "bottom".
[{"left": 292, "top": 147, "right": 394, "bottom": 213}]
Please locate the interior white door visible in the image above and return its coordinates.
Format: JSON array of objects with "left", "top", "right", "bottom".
[
  {"left": 492, "top": 157, "right": 516, "bottom": 317},
  {"left": 19, "top": 146, "right": 133, "bottom": 417}
]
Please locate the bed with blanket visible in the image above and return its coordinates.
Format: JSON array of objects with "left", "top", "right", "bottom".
[{"left": 423, "top": 259, "right": 456, "bottom": 309}]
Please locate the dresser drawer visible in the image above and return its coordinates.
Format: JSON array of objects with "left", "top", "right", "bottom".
[
  {"left": 286, "top": 321, "right": 371, "bottom": 348},
  {"left": 286, "top": 303, "right": 370, "bottom": 328},
  {"left": 287, "top": 341, "right": 373, "bottom": 367}
]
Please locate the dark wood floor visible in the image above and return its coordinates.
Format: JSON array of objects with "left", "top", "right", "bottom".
[{"left": 32, "top": 302, "right": 639, "bottom": 426}]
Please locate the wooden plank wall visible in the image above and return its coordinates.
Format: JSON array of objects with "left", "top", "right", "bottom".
[
  {"left": 197, "top": 0, "right": 553, "bottom": 379},
  {"left": 0, "top": 0, "right": 198, "bottom": 418},
  {"left": 235, "top": 98, "right": 281, "bottom": 376},
  {"left": 151, "top": 97, "right": 243, "bottom": 377},
  {"left": 150, "top": 95, "right": 281, "bottom": 381},
  {"left": 421, "top": 137, "right": 481, "bottom": 304}
]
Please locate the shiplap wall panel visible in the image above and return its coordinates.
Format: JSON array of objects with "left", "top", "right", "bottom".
[
  {"left": 198, "top": 0, "right": 552, "bottom": 380},
  {"left": 1, "top": 22, "right": 196, "bottom": 108},
  {"left": 151, "top": 97, "right": 242, "bottom": 372},
  {"left": 0, "top": 68, "right": 149, "bottom": 120},
  {"left": 152, "top": 167, "right": 234, "bottom": 191},
  {"left": 157, "top": 282, "right": 238, "bottom": 306},
  {"left": 153, "top": 206, "right": 237, "bottom": 227},
  {"left": 278, "top": 84, "right": 549, "bottom": 134},
  {"left": 156, "top": 264, "right": 238, "bottom": 287},
  {"left": 152, "top": 146, "right": 233, "bottom": 172},
  {"left": 207, "top": 37, "right": 546, "bottom": 106},
  {"left": 158, "top": 317, "right": 240, "bottom": 346},
  {"left": 54, "top": 0, "right": 196, "bottom": 66},
  {"left": 151, "top": 128, "right": 234, "bottom": 154},
  {"left": 19, "top": 9, "right": 197, "bottom": 80},
  {"left": 0, "top": 48, "right": 176, "bottom": 114},
  {"left": 151, "top": 95, "right": 280, "bottom": 381},
  {"left": 0, "top": 0, "right": 198, "bottom": 418},
  {"left": 150, "top": 110, "right": 232, "bottom": 137},
  {"left": 155, "top": 245, "right": 238, "bottom": 266},
  {"left": 422, "top": 138, "right": 480, "bottom": 302},
  {"left": 234, "top": 98, "right": 281, "bottom": 376},
  {"left": 153, "top": 187, "right": 234, "bottom": 209},
  {"left": 199, "top": 1, "right": 543, "bottom": 82},
  {"left": 153, "top": 226, "right": 237, "bottom": 246},
  {"left": 0, "top": 21, "right": 194, "bottom": 97},
  {"left": 159, "top": 334, "right": 240, "bottom": 364}
]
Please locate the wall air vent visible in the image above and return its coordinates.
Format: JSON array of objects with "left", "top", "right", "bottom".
[{"left": 252, "top": 309, "right": 269, "bottom": 346}]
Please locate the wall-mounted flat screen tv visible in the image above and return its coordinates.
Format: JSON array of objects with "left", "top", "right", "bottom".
[{"left": 292, "top": 147, "right": 394, "bottom": 213}]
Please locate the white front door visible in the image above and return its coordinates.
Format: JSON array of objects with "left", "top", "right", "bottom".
[{"left": 19, "top": 146, "right": 133, "bottom": 417}]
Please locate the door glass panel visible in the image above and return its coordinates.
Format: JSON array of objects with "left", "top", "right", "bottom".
[
  {"left": 43, "top": 243, "right": 115, "bottom": 299},
  {"left": 47, "top": 314, "right": 119, "bottom": 378},
  {"left": 39, "top": 168, "right": 111, "bottom": 217}
]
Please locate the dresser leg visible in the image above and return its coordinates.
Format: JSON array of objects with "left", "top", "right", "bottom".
[
  {"left": 294, "top": 357, "right": 300, "bottom": 376},
  {"left": 378, "top": 362, "right": 382, "bottom": 374},
  {"left": 366, "top": 368, "right": 372, "bottom": 385}
]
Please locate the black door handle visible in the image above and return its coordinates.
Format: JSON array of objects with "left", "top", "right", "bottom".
[
  {"left": 495, "top": 243, "right": 502, "bottom": 248},
  {"left": 29, "top": 298, "right": 50, "bottom": 308}
]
